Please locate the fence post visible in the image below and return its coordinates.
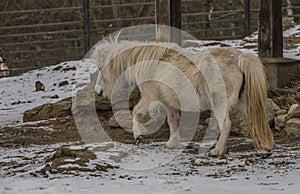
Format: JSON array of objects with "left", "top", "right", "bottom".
[
  {"left": 83, "top": 0, "right": 90, "bottom": 54},
  {"left": 244, "top": 0, "right": 250, "bottom": 37},
  {"left": 155, "top": 0, "right": 181, "bottom": 44},
  {"left": 258, "top": 0, "right": 283, "bottom": 58}
]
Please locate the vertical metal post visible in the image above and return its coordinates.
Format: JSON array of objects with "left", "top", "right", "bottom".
[
  {"left": 83, "top": 0, "right": 90, "bottom": 54},
  {"left": 244, "top": 0, "right": 251, "bottom": 37}
]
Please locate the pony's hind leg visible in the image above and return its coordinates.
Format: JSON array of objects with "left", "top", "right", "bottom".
[
  {"left": 166, "top": 107, "right": 181, "bottom": 148},
  {"left": 210, "top": 113, "right": 231, "bottom": 157}
]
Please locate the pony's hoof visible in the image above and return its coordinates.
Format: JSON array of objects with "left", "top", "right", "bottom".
[
  {"left": 261, "top": 151, "right": 272, "bottom": 159},
  {"left": 209, "top": 147, "right": 225, "bottom": 157},
  {"left": 166, "top": 139, "right": 180, "bottom": 149}
]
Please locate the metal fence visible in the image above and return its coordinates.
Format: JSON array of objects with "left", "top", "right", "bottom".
[{"left": 0, "top": 0, "right": 299, "bottom": 75}]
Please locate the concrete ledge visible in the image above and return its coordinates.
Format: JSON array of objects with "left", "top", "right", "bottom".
[{"left": 262, "top": 57, "right": 300, "bottom": 88}]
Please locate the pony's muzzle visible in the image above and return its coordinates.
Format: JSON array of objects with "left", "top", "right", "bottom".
[{"left": 96, "top": 90, "right": 104, "bottom": 97}]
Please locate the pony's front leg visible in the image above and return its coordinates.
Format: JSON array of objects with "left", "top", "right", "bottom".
[
  {"left": 210, "top": 114, "right": 231, "bottom": 157},
  {"left": 166, "top": 107, "right": 181, "bottom": 148}
]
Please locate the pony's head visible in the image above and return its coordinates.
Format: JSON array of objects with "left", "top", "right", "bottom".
[
  {"left": 95, "top": 66, "right": 111, "bottom": 98},
  {"left": 89, "top": 39, "right": 118, "bottom": 98}
]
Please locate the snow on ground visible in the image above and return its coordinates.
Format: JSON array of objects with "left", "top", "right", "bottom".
[
  {"left": 0, "top": 60, "right": 97, "bottom": 127},
  {"left": 186, "top": 24, "right": 300, "bottom": 60},
  {"left": 0, "top": 140, "right": 299, "bottom": 194},
  {"left": 283, "top": 25, "right": 300, "bottom": 38}
]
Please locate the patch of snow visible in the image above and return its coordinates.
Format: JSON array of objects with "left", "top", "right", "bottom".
[
  {"left": 0, "top": 140, "right": 299, "bottom": 194},
  {"left": 0, "top": 59, "right": 97, "bottom": 127},
  {"left": 283, "top": 24, "right": 300, "bottom": 37}
]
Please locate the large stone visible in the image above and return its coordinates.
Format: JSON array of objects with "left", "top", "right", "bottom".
[
  {"left": 72, "top": 87, "right": 140, "bottom": 114},
  {"left": 23, "top": 98, "right": 72, "bottom": 122},
  {"left": 286, "top": 104, "right": 300, "bottom": 120},
  {"left": 230, "top": 112, "right": 249, "bottom": 136},
  {"left": 108, "top": 110, "right": 133, "bottom": 130},
  {"left": 45, "top": 146, "right": 115, "bottom": 174},
  {"left": 72, "top": 89, "right": 112, "bottom": 113},
  {"left": 285, "top": 118, "right": 300, "bottom": 137},
  {"left": 274, "top": 114, "right": 287, "bottom": 131},
  {"left": 275, "top": 109, "right": 287, "bottom": 116},
  {"left": 266, "top": 98, "right": 281, "bottom": 122}
]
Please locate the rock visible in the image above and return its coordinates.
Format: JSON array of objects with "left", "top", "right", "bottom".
[
  {"left": 286, "top": 104, "right": 300, "bottom": 120},
  {"left": 285, "top": 118, "right": 300, "bottom": 137},
  {"left": 58, "top": 80, "right": 69, "bottom": 87},
  {"left": 266, "top": 98, "right": 281, "bottom": 122},
  {"left": 274, "top": 114, "right": 287, "bottom": 131},
  {"left": 45, "top": 146, "right": 115, "bottom": 173},
  {"left": 108, "top": 151, "right": 128, "bottom": 163},
  {"left": 275, "top": 109, "right": 287, "bottom": 116},
  {"left": 63, "top": 66, "right": 76, "bottom": 72},
  {"left": 230, "top": 112, "right": 249, "bottom": 136},
  {"left": 108, "top": 110, "right": 133, "bottom": 129},
  {"left": 35, "top": 81, "right": 45, "bottom": 91},
  {"left": 53, "top": 65, "right": 63, "bottom": 71},
  {"left": 0, "top": 59, "right": 9, "bottom": 77},
  {"left": 92, "top": 143, "right": 114, "bottom": 152},
  {"left": 282, "top": 17, "right": 295, "bottom": 31},
  {"left": 72, "top": 87, "right": 140, "bottom": 113},
  {"left": 23, "top": 98, "right": 72, "bottom": 122},
  {"left": 108, "top": 116, "right": 119, "bottom": 127},
  {"left": 72, "top": 89, "right": 112, "bottom": 113},
  {"left": 50, "top": 94, "right": 59, "bottom": 99}
]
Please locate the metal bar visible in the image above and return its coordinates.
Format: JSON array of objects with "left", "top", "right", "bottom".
[
  {"left": 182, "top": 9, "right": 244, "bottom": 17},
  {"left": 0, "top": 29, "right": 83, "bottom": 39},
  {"left": 91, "top": 2, "right": 154, "bottom": 9},
  {"left": 199, "top": 35, "right": 245, "bottom": 40},
  {"left": 2, "top": 47, "right": 83, "bottom": 55},
  {"left": 0, "top": 21, "right": 82, "bottom": 30},
  {"left": 182, "top": 18, "right": 244, "bottom": 26},
  {"left": 186, "top": 26, "right": 243, "bottom": 33},
  {"left": 92, "top": 16, "right": 155, "bottom": 24},
  {"left": 0, "top": 67, "right": 38, "bottom": 72},
  {"left": 90, "top": 27, "right": 123, "bottom": 33},
  {"left": 0, "top": 6, "right": 82, "bottom": 14},
  {"left": 244, "top": 0, "right": 251, "bottom": 37},
  {"left": 1, "top": 38, "right": 83, "bottom": 46},
  {"left": 83, "top": 0, "right": 90, "bottom": 54},
  {"left": 282, "top": 6, "right": 300, "bottom": 9},
  {"left": 6, "top": 55, "right": 81, "bottom": 64}
]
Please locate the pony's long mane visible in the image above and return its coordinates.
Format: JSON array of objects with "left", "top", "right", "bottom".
[{"left": 88, "top": 36, "right": 183, "bottom": 85}]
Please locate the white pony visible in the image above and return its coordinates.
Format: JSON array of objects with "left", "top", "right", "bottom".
[{"left": 90, "top": 39, "right": 274, "bottom": 157}]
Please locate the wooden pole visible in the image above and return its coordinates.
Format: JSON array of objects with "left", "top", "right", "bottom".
[
  {"left": 258, "top": 0, "right": 283, "bottom": 58},
  {"left": 155, "top": 0, "right": 181, "bottom": 44}
]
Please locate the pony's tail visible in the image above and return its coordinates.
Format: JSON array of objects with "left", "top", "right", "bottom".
[{"left": 238, "top": 53, "right": 274, "bottom": 153}]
